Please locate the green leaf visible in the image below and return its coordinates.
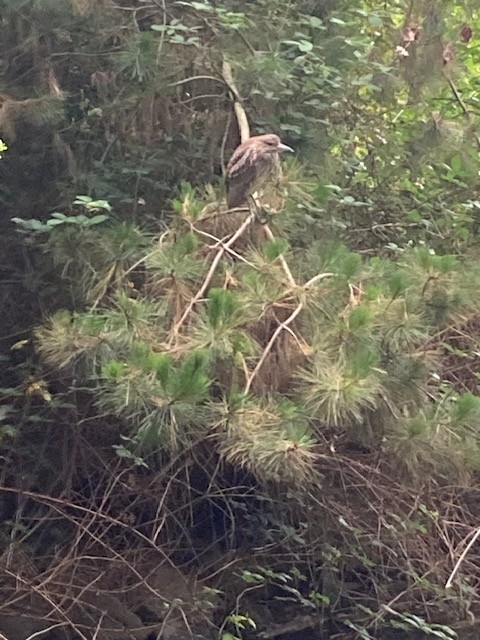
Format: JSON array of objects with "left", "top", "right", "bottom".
[
  {"left": 88, "top": 215, "right": 109, "bottom": 226},
  {"left": 450, "top": 154, "right": 463, "bottom": 174},
  {"left": 368, "top": 14, "right": 383, "bottom": 27},
  {"left": 298, "top": 40, "right": 313, "bottom": 52},
  {"left": 11, "top": 217, "right": 46, "bottom": 231},
  {"left": 309, "top": 16, "right": 324, "bottom": 29}
]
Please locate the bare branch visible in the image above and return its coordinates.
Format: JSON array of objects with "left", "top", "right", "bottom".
[
  {"left": 222, "top": 60, "right": 250, "bottom": 143},
  {"left": 445, "top": 525, "right": 480, "bottom": 589},
  {"left": 25, "top": 623, "right": 69, "bottom": 640}
]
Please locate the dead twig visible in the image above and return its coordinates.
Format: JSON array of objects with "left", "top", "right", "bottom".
[
  {"left": 25, "top": 623, "right": 69, "bottom": 640},
  {"left": 445, "top": 525, "right": 480, "bottom": 589}
]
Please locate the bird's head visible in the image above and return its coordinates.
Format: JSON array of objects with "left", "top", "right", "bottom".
[{"left": 255, "top": 134, "right": 294, "bottom": 154}]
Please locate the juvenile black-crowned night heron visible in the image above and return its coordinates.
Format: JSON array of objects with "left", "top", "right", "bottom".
[{"left": 226, "top": 134, "right": 294, "bottom": 209}]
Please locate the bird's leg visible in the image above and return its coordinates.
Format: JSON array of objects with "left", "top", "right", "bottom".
[{"left": 248, "top": 193, "right": 268, "bottom": 224}]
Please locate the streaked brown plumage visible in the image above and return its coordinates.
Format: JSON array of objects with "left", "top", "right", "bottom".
[{"left": 226, "top": 134, "right": 294, "bottom": 209}]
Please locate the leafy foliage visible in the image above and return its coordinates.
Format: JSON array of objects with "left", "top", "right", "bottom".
[{"left": 1, "top": 0, "right": 480, "bottom": 638}]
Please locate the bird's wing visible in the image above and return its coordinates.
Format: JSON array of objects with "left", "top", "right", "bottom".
[{"left": 226, "top": 144, "right": 258, "bottom": 208}]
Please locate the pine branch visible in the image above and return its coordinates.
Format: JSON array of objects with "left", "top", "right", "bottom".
[
  {"left": 244, "top": 271, "right": 334, "bottom": 393},
  {"left": 245, "top": 301, "right": 303, "bottom": 394},
  {"left": 168, "top": 211, "right": 256, "bottom": 345}
]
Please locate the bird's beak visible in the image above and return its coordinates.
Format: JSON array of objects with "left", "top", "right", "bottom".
[{"left": 277, "top": 143, "right": 294, "bottom": 153}]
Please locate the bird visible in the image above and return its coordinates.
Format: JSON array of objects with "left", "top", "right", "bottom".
[{"left": 226, "top": 134, "right": 294, "bottom": 209}]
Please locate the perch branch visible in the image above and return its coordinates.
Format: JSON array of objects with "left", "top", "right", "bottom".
[
  {"left": 191, "top": 224, "right": 257, "bottom": 267},
  {"left": 222, "top": 60, "right": 250, "bottom": 142}
]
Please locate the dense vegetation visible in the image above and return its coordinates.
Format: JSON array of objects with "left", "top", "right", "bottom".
[{"left": 1, "top": 1, "right": 480, "bottom": 638}]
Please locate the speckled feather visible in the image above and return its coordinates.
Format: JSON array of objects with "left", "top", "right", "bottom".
[{"left": 226, "top": 134, "right": 291, "bottom": 209}]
